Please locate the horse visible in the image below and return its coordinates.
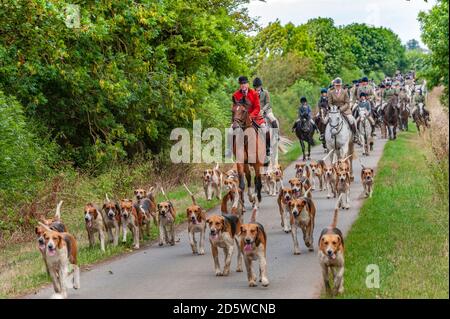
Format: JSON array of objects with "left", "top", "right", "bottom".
[
  {"left": 294, "top": 116, "right": 315, "bottom": 161},
  {"left": 314, "top": 104, "right": 329, "bottom": 152},
  {"left": 399, "top": 99, "right": 410, "bottom": 131},
  {"left": 324, "top": 105, "right": 354, "bottom": 180},
  {"left": 383, "top": 96, "right": 399, "bottom": 140},
  {"left": 231, "top": 103, "right": 265, "bottom": 206},
  {"left": 412, "top": 103, "right": 430, "bottom": 135},
  {"left": 356, "top": 107, "right": 373, "bottom": 156}
]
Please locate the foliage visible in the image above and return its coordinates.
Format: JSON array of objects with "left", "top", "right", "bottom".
[
  {"left": 0, "top": 0, "right": 253, "bottom": 168},
  {"left": 0, "top": 91, "right": 58, "bottom": 199},
  {"left": 342, "top": 23, "right": 407, "bottom": 75},
  {"left": 418, "top": 0, "right": 449, "bottom": 106}
]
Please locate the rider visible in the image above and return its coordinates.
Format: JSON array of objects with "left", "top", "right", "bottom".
[
  {"left": 411, "top": 88, "right": 429, "bottom": 122},
  {"left": 227, "top": 76, "right": 269, "bottom": 163},
  {"left": 356, "top": 92, "right": 376, "bottom": 136},
  {"left": 253, "top": 77, "right": 279, "bottom": 161},
  {"left": 327, "top": 77, "right": 361, "bottom": 145},
  {"left": 292, "top": 96, "right": 315, "bottom": 131},
  {"left": 382, "top": 81, "right": 397, "bottom": 111},
  {"left": 355, "top": 77, "right": 376, "bottom": 136}
]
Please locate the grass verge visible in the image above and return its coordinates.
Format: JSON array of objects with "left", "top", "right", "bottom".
[{"left": 332, "top": 123, "right": 448, "bottom": 298}]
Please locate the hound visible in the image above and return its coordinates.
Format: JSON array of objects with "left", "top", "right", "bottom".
[
  {"left": 221, "top": 177, "right": 244, "bottom": 223},
  {"left": 336, "top": 168, "right": 351, "bottom": 209},
  {"left": 84, "top": 203, "right": 107, "bottom": 251},
  {"left": 309, "top": 160, "right": 325, "bottom": 191},
  {"left": 277, "top": 187, "right": 293, "bottom": 233},
  {"left": 134, "top": 187, "right": 157, "bottom": 239},
  {"left": 203, "top": 163, "right": 223, "bottom": 201},
  {"left": 318, "top": 194, "right": 345, "bottom": 296},
  {"left": 158, "top": 187, "right": 177, "bottom": 246},
  {"left": 288, "top": 188, "right": 316, "bottom": 255},
  {"left": 119, "top": 199, "right": 140, "bottom": 249},
  {"left": 102, "top": 194, "right": 121, "bottom": 246},
  {"left": 239, "top": 209, "right": 269, "bottom": 287},
  {"left": 323, "top": 164, "right": 337, "bottom": 199},
  {"left": 207, "top": 214, "right": 243, "bottom": 276},
  {"left": 39, "top": 223, "right": 80, "bottom": 299},
  {"left": 289, "top": 177, "right": 303, "bottom": 199},
  {"left": 361, "top": 167, "right": 375, "bottom": 198},
  {"left": 184, "top": 184, "right": 207, "bottom": 255},
  {"left": 289, "top": 177, "right": 312, "bottom": 199},
  {"left": 295, "top": 161, "right": 311, "bottom": 179},
  {"left": 35, "top": 201, "right": 67, "bottom": 275},
  {"left": 268, "top": 164, "right": 283, "bottom": 196}
]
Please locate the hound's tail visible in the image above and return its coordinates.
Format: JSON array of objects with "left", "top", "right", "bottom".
[
  {"left": 147, "top": 186, "right": 156, "bottom": 202},
  {"left": 277, "top": 135, "right": 293, "bottom": 154},
  {"left": 250, "top": 205, "right": 258, "bottom": 223},
  {"left": 303, "top": 187, "right": 312, "bottom": 198},
  {"left": 331, "top": 194, "right": 344, "bottom": 229},
  {"left": 55, "top": 201, "right": 63, "bottom": 220},
  {"left": 183, "top": 183, "right": 197, "bottom": 206},
  {"left": 214, "top": 162, "right": 220, "bottom": 171},
  {"left": 105, "top": 193, "right": 110, "bottom": 202},
  {"left": 160, "top": 187, "right": 170, "bottom": 202}
]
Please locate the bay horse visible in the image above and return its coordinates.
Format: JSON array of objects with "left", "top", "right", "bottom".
[
  {"left": 412, "top": 103, "right": 430, "bottom": 135},
  {"left": 294, "top": 117, "right": 316, "bottom": 161},
  {"left": 383, "top": 96, "right": 399, "bottom": 140},
  {"left": 231, "top": 103, "right": 265, "bottom": 206}
]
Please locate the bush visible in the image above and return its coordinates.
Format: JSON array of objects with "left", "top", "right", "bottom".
[{"left": 0, "top": 91, "right": 57, "bottom": 197}]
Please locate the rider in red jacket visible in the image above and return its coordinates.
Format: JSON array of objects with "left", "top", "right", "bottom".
[
  {"left": 232, "top": 77, "right": 265, "bottom": 127},
  {"left": 227, "top": 76, "right": 270, "bottom": 164}
]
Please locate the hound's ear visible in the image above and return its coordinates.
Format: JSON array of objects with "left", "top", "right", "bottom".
[
  {"left": 57, "top": 234, "right": 64, "bottom": 249},
  {"left": 371, "top": 168, "right": 374, "bottom": 174},
  {"left": 34, "top": 226, "right": 40, "bottom": 234},
  {"left": 186, "top": 208, "right": 190, "bottom": 216},
  {"left": 115, "top": 202, "right": 121, "bottom": 212},
  {"left": 206, "top": 218, "right": 210, "bottom": 224},
  {"left": 240, "top": 225, "right": 245, "bottom": 233},
  {"left": 102, "top": 203, "right": 107, "bottom": 210},
  {"left": 157, "top": 203, "right": 161, "bottom": 210}
]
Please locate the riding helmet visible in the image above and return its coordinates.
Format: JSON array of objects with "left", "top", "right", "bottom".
[
  {"left": 252, "top": 77, "right": 263, "bottom": 88},
  {"left": 300, "top": 96, "right": 307, "bottom": 103},
  {"left": 321, "top": 88, "right": 328, "bottom": 94},
  {"left": 238, "top": 76, "right": 249, "bottom": 84}
]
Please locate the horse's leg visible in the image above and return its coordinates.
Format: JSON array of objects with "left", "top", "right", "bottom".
[
  {"left": 300, "top": 139, "right": 306, "bottom": 161},
  {"left": 244, "top": 164, "right": 253, "bottom": 204},
  {"left": 254, "top": 165, "right": 262, "bottom": 203}
]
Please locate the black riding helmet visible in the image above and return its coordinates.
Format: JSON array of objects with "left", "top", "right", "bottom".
[
  {"left": 321, "top": 88, "right": 328, "bottom": 94},
  {"left": 253, "top": 77, "right": 263, "bottom": 88},
  {"left": 300, "top": 96, "right": 307, "bottom": 103}
]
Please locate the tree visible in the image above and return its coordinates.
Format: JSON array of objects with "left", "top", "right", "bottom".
[
  {"left": 418, "top": 0, "right": 449, "bottom": 104},
  {"left": 406, "top": 39, "right": 422, "bottom": 51}
]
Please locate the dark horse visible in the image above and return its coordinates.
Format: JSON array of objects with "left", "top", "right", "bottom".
[
  {"left": 383, "top": 95, "right": 399, "bottom": 140},
  {"left": 294, "top": 117, "right": 316, "bottom": 161},
  {"left": 231, "top": 103, "right": 265, "bottom": 205},
  {"left": 315, "top": 101, "right": 329, "bottom": 152},
  {"left": 399, "top": 100, "right": 410, "bottom": 131}
]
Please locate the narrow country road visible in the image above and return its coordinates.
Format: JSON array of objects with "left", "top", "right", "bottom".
[{"left": 27, "top": 137, "right": 387, "bottom": 299}]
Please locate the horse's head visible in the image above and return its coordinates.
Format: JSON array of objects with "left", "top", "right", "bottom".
[
  {"left": 232, "top": 103, "right": 251, "bottom": 129},
  {"left": 328, "top": 105, "right": 342, "bottom": 129}
]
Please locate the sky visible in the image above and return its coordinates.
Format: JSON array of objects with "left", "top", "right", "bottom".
[{"left": 247, "top": 0, "right": 436, "bottom": 48}]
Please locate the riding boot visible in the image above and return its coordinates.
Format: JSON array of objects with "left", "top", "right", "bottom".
[
  {"left": 264, "top": 130, "right": 271, "bottom": 166},
  {"left": 271, "top": 120, "right": 280, "bottom": 141},
  {"left": 371, "top": 124, "right": 376, "bottom": 137}
]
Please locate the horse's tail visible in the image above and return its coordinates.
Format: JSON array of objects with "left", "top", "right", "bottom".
[{"left": 277, "top": 135, "right": 293, "bottom": 154}]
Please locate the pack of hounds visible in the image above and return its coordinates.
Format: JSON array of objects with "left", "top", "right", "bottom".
[{"left": 35, "top": 157, "right": 375, "bottom": 298}]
